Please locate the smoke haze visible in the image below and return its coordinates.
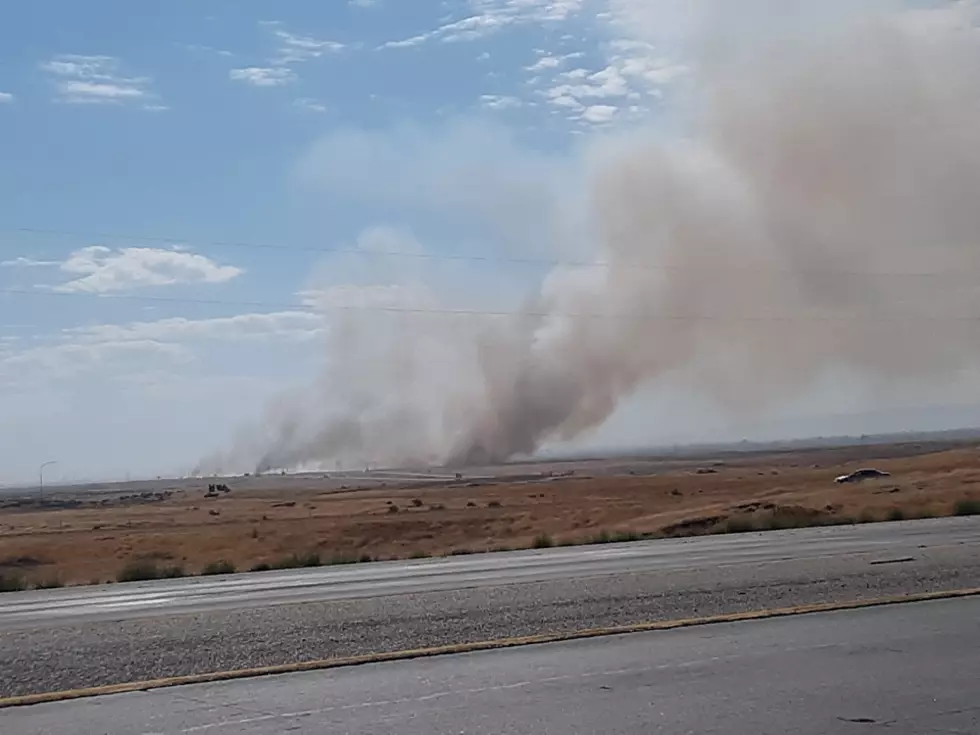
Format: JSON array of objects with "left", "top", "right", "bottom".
[{"left": 200, "top": 0, "right": 980, "bottom": 474}]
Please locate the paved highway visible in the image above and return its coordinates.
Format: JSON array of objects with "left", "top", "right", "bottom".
[
  {"left": 4, "top": 516, "right": 980, "bottom": 629},
  {"left": 9, "top": 596, "right": 980, "bottom": 733},
  {"left": 3, "top": 517, "right": 980, "bottom": 697}
]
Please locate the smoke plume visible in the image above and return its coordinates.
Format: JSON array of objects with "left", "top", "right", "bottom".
[{"left": 200, "top": 0, "right": 980, "bottom": 474}]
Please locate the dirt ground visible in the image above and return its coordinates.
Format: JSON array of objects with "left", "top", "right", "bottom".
[{"left": 2, "top": 441, "right": 979, "bottom": 586}]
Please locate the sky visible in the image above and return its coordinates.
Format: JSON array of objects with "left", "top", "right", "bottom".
[
  {"left": 0, "top": 0, "right": 691, "bottom": 484},
  {"left": 0, "top": 0, "right": 976, "bottom": 485}
]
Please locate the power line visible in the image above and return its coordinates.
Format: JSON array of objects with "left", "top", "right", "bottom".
[
  {"left": 3, "top": 286, "right": 980, "bottom": 323},
  {"left": 8, "top": 225, "right": 594, "bottom": 269},
  {"left": 5, "top": 225, "right": 980, "bottom": 279}
]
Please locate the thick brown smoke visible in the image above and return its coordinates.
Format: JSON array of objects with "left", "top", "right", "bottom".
[{"left": 201, "top": 1, "right": 980, "bottom": 474}]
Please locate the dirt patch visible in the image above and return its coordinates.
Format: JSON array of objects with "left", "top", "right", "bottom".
[
  {"left": 662, "top": 515, "right": 729, "bottom": 537},
  {"left": 0, "top": 555, "right": 49, "bottom": 569},
  {"left": 1, "top": 442, "right": 979, "bottom": 585}
]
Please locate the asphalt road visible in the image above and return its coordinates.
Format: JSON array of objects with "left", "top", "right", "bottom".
[
  {"left": 9, "top": 596, "right": 980, "bottom": 734},
  {"left": 3, "top": 517, "right": 980, "bottom": 697}
]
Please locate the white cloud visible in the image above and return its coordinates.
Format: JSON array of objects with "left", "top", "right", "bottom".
[
  {"left": 442, "top": 14, "right": 513, "bottom": 43},
  {"left": 549, "top": 94, "right": 583, "bottom": 108},
  {"left": 480, "top": 94, "right": 523, "bottom": 110},
  {"left": 232, "top": 24, "right": 345, "bottom": 88},
  {"left": 229, "top": 66, "right": 296, "bottom": 86},
  {"left": 379, "top": 33, "right": 432, "bottom": 50},
  {"left": 0, "top": 339, "right": 191, "bottom": 384},
  {"left": 350, "top": 0, "right": 379, "bottom": 6},
  {"left": 0, "top": 309, "right": 323, "bottom": 405},
  {"left": 380, "top": 0, "right": 585, "bottom": 49},
  {"left": 0, "top": 310, "right": 322, "bottom": 398},
  {"left": 271, "top": 29, "right": 345, "bottom": 65},
  {"left": 414, "top": 1, "right": 688, "bottom": 127},
  {"left": 379, "top": 16, "right": 502, "bottom": 48},
  {"left": 470, "top": 0, "right": 585, "bottom": 23},
  {"left": 183, "top": 43, "right": 234, "bottom": 58},
  {"left": 49, "top": 245, "right": 242, "bottom": 293},
  {"left": 526, "top": 50, "right": 585, "bottom": 75},
  {"left": 375, "top": 1, "right": 683, "bottom": 126},
  {"left": 58, "top": 80, "right": 145, "bottom": 101},
  {"left": 581, "top": 104, "right": 618, "bottom": 123},
  {"left": 66, "top": 311, "right": 322, "bottom": 344},
  {"left": 608, "top": 39, "right": 688, "bottom": 85},
  {"left": 295, "top": 97, "right": 328, "bottom": 113},
  {"left": 536, "top": 63, "right": 632, "bottom": 121},
  {"left": 1, "top": 256, "right": 58, "bottom": 267},
  {"left": 527, "top": 55, "right": 563, "bottom": 72},
  {"left": 40, "top": 54, "right": 161, "bottom": 108},
  {"left": 546, "top": 63, "right": 631, "bottom": 104},
  {"left": 0, "top": 92, "right": 13, "bottom": 103},
  {"left": 526, "top": 36, "right": 687, "bottom": 126}
]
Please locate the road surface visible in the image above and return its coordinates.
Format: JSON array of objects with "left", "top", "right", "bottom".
[
  {"left": 3, "top": 517, "right": 980, "bottom": 697},
  {"left": 9, "top": 596, "right": 980, "bottom": 734}
]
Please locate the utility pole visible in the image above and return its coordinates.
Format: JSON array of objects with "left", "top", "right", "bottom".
[{"left": 39, "top": 460, "right": 58, "bottom": 502}]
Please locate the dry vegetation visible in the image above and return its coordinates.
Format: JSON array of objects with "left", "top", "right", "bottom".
[{"left": 2, "top": 442, "right": 980, "bottom": 588}]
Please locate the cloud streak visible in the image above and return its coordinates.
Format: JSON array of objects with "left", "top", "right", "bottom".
[
  {"left": 0, "top": 311, "right": 320, "bottom": 396},
  {"left": 0, "top": 339, "right": 190, "bottom": 386},
  {"left": 271, "top": 28, "right": 345, "bottom": 64},
  {"left": 40, "top": 54, "right": 161, "bottom": 108},
  {"left": 380, "top": 0, "right": 585, "bottom": 48},
  {"left": 229, "top": 66, "right": 296, "bottom": 86},
  {"left": 230, "top": 23, "right": 344, "bottom": 88},
  {"left": 1, "top": 256, "right": 58, "bottom": 267},
  {"left": 66, "top": 311, "right": 321, "bottom": 344},
  {"left": 32, "top": 245, "right": 244, "bottom": 293}
]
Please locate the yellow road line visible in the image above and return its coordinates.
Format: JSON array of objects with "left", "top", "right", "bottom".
[{"left": 2, "top": 586, "right": 979, "bottom": 709}]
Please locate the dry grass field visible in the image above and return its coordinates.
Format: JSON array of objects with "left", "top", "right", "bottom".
[{"left": 2, "top": 441, "right": 980, "bottom": 588}]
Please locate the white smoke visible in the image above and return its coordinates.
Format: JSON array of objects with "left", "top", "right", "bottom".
[{"left": 200, "top": 0, "right": 980, "bottom": 474}]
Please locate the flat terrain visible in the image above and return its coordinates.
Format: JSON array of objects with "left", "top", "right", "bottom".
[
  {"left": 3, "top": 517, "right": 979, "bottom": 697},
  {"left": 2, "top": 441, "right": 980, "bottom": 585},
  {"left": 9, "top": 596, "right": 980, "bottom": 734}
]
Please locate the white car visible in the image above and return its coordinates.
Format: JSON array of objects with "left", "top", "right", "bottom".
[{"left": 835, "top": 468, "right": 891, "bottom": 484}]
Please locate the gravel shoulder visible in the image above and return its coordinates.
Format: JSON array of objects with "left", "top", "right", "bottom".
[{"left": 3, "top": 542, "right": 980, "bottom": 698}]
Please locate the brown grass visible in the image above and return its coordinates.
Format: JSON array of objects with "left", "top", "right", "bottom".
[{"left": 2, "top": 443, "right": 980, "bottom": 586}]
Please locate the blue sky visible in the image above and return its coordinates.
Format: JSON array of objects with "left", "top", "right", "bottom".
[
  {"left": 0, "top": 0, "right": 691, "bottom": 484},
  {"left": 2, "top": 0, "right": 975, "bottom": 485}
]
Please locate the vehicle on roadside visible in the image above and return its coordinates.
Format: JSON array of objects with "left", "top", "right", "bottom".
[{"left": 834, "top": 468, "right": 891, "bottom": 484}]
